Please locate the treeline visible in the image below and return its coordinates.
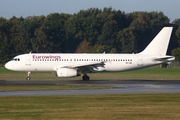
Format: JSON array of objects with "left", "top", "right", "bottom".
[{"left": 1, "top": 7, "right": 180, "bottom": 64}]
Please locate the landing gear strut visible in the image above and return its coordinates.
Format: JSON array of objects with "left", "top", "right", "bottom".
[
  {"left": 82, "top": 75, "right": 90, "bottom": 81},
  {"left": 26, "top": 71, "right": 31, "bottom": 80}
]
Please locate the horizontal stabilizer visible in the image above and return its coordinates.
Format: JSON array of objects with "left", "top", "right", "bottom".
[{"left": 154, "top": 56, "right": 175, "bottom": 61}]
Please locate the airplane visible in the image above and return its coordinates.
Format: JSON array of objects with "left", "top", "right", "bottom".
[{"left": 5, "top": 27, "right": 175, "bottom": 81}]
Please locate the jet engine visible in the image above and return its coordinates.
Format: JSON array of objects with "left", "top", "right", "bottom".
[{"left": 56, "top": 68, "right": 81, "bottom": 77}]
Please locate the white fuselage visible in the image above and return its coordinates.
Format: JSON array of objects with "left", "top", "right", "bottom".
[{"left": 5, "top": 53, "right": 164, "bottom": 72}]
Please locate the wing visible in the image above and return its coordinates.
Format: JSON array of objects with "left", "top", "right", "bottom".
[
  {"left": 53, "top": 62, "right": 105, "bottom": 72},
  {"left": 72, "top": 62, "right": 105, "bottom": 72}
]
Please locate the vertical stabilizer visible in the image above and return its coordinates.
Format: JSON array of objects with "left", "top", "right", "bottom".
[{"left": 139, "top": 27, "right": 173, "bottom": 56}]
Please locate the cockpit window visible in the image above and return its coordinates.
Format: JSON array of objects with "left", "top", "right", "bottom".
[{"left": 11, "top": 58, "right": 20, "bottom": 61}]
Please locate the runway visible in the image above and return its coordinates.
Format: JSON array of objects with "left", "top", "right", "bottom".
[{"left": 0, "top": 80, "right": 180, "bottom": 96}]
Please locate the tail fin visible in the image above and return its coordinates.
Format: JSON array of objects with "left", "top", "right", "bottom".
[{"left": 139, "top": 27, "right": 173, "bottom": 56}]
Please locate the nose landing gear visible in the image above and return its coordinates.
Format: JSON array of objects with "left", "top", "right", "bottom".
[{"left": 26, "top": 71, "right": 31, "bottom": 80}]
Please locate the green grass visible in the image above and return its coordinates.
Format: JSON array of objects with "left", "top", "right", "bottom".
[
  {"left": 0, "top": 94, "right": 180, "bottom": 120},
  {"left": 1, "top": 67, "right": 180, "bottom": 120},
  {"left": 1, "top": 67, "right": 180, "bottom": 80}
]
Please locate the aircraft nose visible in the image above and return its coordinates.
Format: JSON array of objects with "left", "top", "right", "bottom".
[{"left": 5, "top": 62, "right": 13, "bottom": 70}]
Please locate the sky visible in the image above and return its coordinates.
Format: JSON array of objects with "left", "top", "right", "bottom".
[{"left": 0, "top": 0, "right": 179, "bottom": 22}]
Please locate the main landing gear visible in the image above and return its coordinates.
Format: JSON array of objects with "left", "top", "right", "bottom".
[
  {"left": 82, "top": 75, "right": 90, "bottom": 81},
  {"left": 26, "top": 71, "right": 31, "bottom": 80},
  {"left": 25, "top": 71, "right": 90, "bottom": 81}
]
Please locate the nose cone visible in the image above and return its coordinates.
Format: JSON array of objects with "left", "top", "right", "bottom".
[
  {"left": 5, "top": 62, "right": 14, "bottom": 70},
  {"left": 5, "top": 62, "right": 10, "bottom": 69}
]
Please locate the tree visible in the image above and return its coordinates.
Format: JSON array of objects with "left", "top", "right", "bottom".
[
  {"left": 171, "top": 48, "right": 180, "bottom": 61},
  {"left": 76, "top": 40, "right": 91, "bottom": 53},
  {"left": 20, "top": 16, "right": 45, "bottom": 53},
  {"left": 0, "top": 7, "right": 178, "bottom": 64},
  {"left": 97, "top": 20, "right": 118, "bottom": 48},
  {"left": 172, "top": 19, "right": 180, "bottom": 25},
  {"left": 31, "top": 13, "right": 69, "bottom": 53},
  {"left": 117, "top": 28, "right": 137, "bottom": 53},
  {"left": 91, "top": 44, "right": 111, "bottom": 53}
]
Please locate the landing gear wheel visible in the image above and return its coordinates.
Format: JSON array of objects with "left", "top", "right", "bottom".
[
  {"left": 26, "top": 71, "right": 31, "bottom": 80},
  {"left": 26, "top": 76, "right": 31, "bottom": 80},
  {"left": 82, "top": 75, "right": 90, "bottom": 81}
]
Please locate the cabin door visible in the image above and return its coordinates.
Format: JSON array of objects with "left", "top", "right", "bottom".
[
  {"left": 25, "top": 54, "right": 31, "bottom": 66},
  {"left": 137, "top": 55, "right": 143, "bottom": 66}
]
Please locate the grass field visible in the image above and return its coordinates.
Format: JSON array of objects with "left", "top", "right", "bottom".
[
  {"left": 1, "top": 67, "right": 180, "bottom": 119},
  {"left": 0, "top": 94, "right": 180, "bottom": 120},
  {"left": 1, "top": 67, "right": 180, "bottom": 80}
]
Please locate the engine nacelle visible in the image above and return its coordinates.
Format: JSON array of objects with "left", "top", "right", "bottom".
[{"left": 56, "top": 68, "right": 81, "bottom": 77}]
